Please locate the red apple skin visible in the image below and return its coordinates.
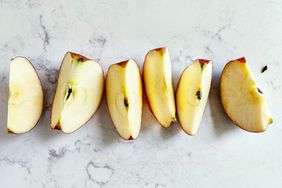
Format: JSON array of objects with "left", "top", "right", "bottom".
[
  {"left": 50, "top": 52, "right": 104, "bottom": 134},
  {"left": 234, "top": 57, "right": 246, "bottom": 63},
  {"left": 70, "top": 52, "right": 89, "bottom": 62},
  {"left": 8, "top": 57, "right": 44, "bottom": 134},
  {"left": 143, "top": 47, "right": 177, "bottom": 128},
  {"left": 176, "top": 59, "right": 213, "bottom": 136},
  {"left": 154, "top": 47, "right": 167, "bottom": 55},
  {"left": 198, "top": 59, "right": 211, "bottom": 65},
  {"left": 117, "top": 60, "right": 129, "bottom": 67},
  {"left": 105, "top": 59, "right": 142, "bottom": 140},
  {"left": 54, "top": 124, "right": 61, "bottom": 130},
  {"left": 220, "top": 57, "right": 270, "bottom": 133}
]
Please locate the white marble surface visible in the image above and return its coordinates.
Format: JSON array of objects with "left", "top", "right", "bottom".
[{"left": 0, "top": 0, "right": 282, "bottom": 187}]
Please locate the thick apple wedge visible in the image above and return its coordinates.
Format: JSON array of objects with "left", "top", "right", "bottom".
[
  {"left": 143, "top": 47, "right": 176, "bottom": 127},
  {"left": 176, "top": 59, "right": 212, "bottom": 135},
  {"left": 220, "top": 57, "right": 273, "bottom": 132},
  {"left": 8, "top": 57, "right": 43, "bottom": 134},
  {"left": 106, "top": 59, "right": 143, "bottom": 140},
  {"left": 51, "top": 52, "right": 104, "bottom": 133}
]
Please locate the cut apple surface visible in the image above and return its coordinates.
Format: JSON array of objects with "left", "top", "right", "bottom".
[
  {"left": 176, "top": 59, "right": 212, "bottom": 135},
  {"left": 143, "top": 47, "right": 176, "bottom": 127},
  {"left": 51, "top": 52, "right": 104, "bottom": 133},
  {"left": 8, "top": 57, "right": 43, "bottom": 133},
  {"left": 220, "top": 57, "right": 273, "bottom": 132},
  {"left": 106, "top": 59, "right": 143, "bottom": 140}
]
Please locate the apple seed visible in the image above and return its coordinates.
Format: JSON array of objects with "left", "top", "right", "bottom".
[
  {"left": 257, "top": 88, "right": 263, "bottom": 94},
  {"left": 196, "top": 91, "right": 202, "bottom": 100},
  {"left": 66, "top": 88, "right": 72, "bottom": 100},
  {"left": 124, "top": 98, "right": 129, "bottom": 108},
  {"left": 261, "top": 65, "right": 268, "bottom": 73}
]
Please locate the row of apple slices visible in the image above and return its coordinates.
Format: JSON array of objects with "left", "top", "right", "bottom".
[{"left": 8, "top": 48, "right": 273, "bottom": 139}]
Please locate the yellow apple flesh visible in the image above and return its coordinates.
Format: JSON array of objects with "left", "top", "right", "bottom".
[
  {"left": 143, "top": 47, "right": 176, "bottom": 127},
  {"left": 177, "top": 59, "right": 212, "bottom": 135},
  {"left": 106, "top": 59, "right": 143, "bottom": 140},
  {"left": 51, "top": 52, "right": 104, "bottom": 133},
  {"left": 220, "top": 57, "right": 273, "bottom": 132},
  {"left": 8, "top": 57, "right": 43, "bottom": 134}
]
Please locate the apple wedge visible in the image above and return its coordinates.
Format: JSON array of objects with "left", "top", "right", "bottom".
[
  {"left": 143, "top": 47, "right": 176, "bottom": 127},
  {"left": 8, "top": 57, "right": 43, "bottom": 134},
  {"left": 220, "top": 57, "right": 273, "bottom": 132},
  {"left": 51, "top": 52, "right": 104, "bottom": 133},
  {"left": 176, "top": 59, "right": 212, "bottom": 135},
  {"left": 106, "top": 59, "right": 143, "bottom": 140}
]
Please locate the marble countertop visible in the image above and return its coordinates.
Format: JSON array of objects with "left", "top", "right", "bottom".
[{"left": 0, "top": 0, "right": 282, "bottom": 187}]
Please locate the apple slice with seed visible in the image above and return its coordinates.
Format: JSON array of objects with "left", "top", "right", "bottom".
[
  {"left": 8, "top": 57, "right": 43, "bottom": 133},
  {"left": 106, "top": 59, "right": 143, "bottom": 140},
  {"left": 51, "top": 52, "right": 104, "bottom": 133},
  {"left": 176, "top": 59, "right": 212, "bottom": 135},
  {"left": 220, "top": 57, "right": 273, "bottom": 132},
  {"left": 143, "top": 47, "right": 176, "bottom": 127}
]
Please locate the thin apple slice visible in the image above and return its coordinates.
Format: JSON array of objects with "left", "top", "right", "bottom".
[
  {"left": 220, "top": 57, "right": 273, "bottom": 132},
  {"left": 143, "top": 47, "right": 176, "bottom": 127},
  {"left": 106, "top": 59, "right": 143, "bottom": 140},
  {"left": 51, "top": 52, "right": 104, "bottom": 133},
  {"left": 176, "top": 59, "right": 212, "bottom": 135},
  {"left": 8, "top": 57, "right": 43, "bottom": 133}
]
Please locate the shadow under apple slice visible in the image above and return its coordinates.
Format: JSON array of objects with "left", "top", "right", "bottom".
[{"left": 208, "top": 68, "right": 237, "bottom": 137}]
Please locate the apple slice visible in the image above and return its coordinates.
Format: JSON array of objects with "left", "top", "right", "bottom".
[
  {"left": 106, "top": 59, "right": 143, "bottom": 140},
  {"left": 51, "top": 52, "right": 104, "bottom": 133},
  {"left": 143, "top": 47, "right": 176, "bottom": 127},
  {"left": 8, "top": 57, "right": 43, "bottom": 133},
  {"left": 220, "top": 57, "right": 273, "bottom": 132},
  {"left": 176, "top": 59, "right": 212, "bottom": 135}
]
